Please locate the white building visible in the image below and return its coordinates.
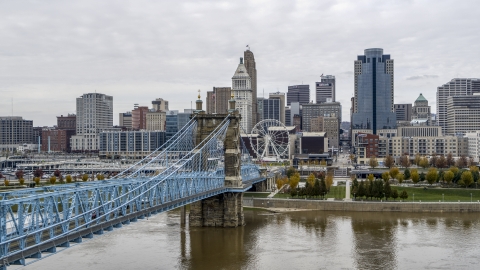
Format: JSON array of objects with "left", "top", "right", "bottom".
[
  {"left": 232, "top": 57, "right": 253, "bottom": 133},
  {"left": 465, "top": 131, "right": 480, "bottom": 161},
  {"left": 71, "top": 93, "right": 113, "bottom": 151}
]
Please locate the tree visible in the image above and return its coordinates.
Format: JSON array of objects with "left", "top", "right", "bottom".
[
  {"left": 289, "top": 173, "right": 300, "bottom": 191},
  {"left": 34, "top": 168, "right": 44, "bottom": 178},
  {"left": 449, "top": 166, "right": 459, "bottom": 175},
  {"left": 443, "top": 170, "right": 454, "bottom": 186},
  {"left": 357, "top": 181, "right": 366, "bottom": 199},
  {"left": 389, "top": 167, "right": 399, "bottom": 180},
  {"left": 446, "top": 152, "right": 455, "bottom": 167},
  {"left": 34, "top": 177, "right": 40, "bottom": 185},
  {"left": 351, "top": 178, "right": 359, "bottom": 196},
  {"left": 419, "top": 157, "right": 429, "bottom": 169},
  {"left": 320, "top": 179, "right": 327, "bottom": 198},
  {"left": 365, "top": 180, "right": 373, "bottom": 200},
  {"left": 426, "top": 168, "right": 437, "bottom": 185},
  {"left": 456, "top": 155, "right": 468, "bottom": 168},
  {"left": 420, "top": 172, "right": 426, "bottom": 182},
  {"left": 384, "top": 181, "right": 392, "bottom": 200},
  {"left": 429, "top": 153, "right": 438, "bottom": 167},
  {"left": 82, "top": 174, "right": 89, "bottom": 182},
  {"left": 369, "top": 156, "right": 379, "bottom": 169},
  {"left": 66, "top": 175, "right": 73, "bottom": 183},
  {"left": 392, "top": 189, "right": 399, "bottom": 201},
  {"left": 97, "top": 173, "right": 105, "bottom": 180},
  {"left": 411, "top": 169, "right": 419, "bottom": 184},
  {"left": 470, "top": 166, "right": 479, "bottom": 183},
  {"left": 286, "top": 167, "right": 297, "bottom": 178},
  {"left": 381, "top": 172, "right": 390, "bottom": 183},
  {"left": 15, "top": 170, "right": 24, "bottom": 180},
  {"left": 4, "top": 179, "right": 9, "bottom": 186},
  {"left": 468, "top": 157, "right": 475, "bottom": 167},
  {"left": 384, "top": 155, "right": 395, "bottom": 169},
  {"left": 399, "top": 190, "right": 409, "bottom": 201},
  {"left": 404, "top": 168, "right": 411, "bottom": 180},
  {"left": 367, "top": 174, "right": 375, "bottom": 181},
  {"left": 414, "top": 153, "right": 421, "bottom": 166},
  {"left": 325, "top": 173, "right": 333, "bottom": 191},
  {"left": 49, "top": 176, "right": 57, "bottom": 185},
  {"left": 436, "top": 155, "right": 447, "bottom": 169},
  {"left": 372, "top": 180, "right": 384, "bottom": 200},
  {"left": 399, "top": 155, "right": 410, "bottom": 168},
  {"left": 313, "top": 179, "right": 321, "bottom": 197},
  {"left": 396, "top": 173, "right": 404, "bottom": 184},
  {"left": 460, "top": 171, "right": 473, "bottom": 188},
  {"left": 19, "top": 178, "right": 25, "bottom": 186}
]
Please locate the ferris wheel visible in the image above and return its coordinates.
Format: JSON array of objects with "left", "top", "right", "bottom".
[{"left": 250, "top": 119, "right": 290, "bottom": 161}]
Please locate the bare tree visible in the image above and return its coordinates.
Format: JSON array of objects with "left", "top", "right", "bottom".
[
  {"left": 399, "top": 154, "right": 410, "bottom": 168},
  {"left": 435, "top": 155, "right": 447, "bottom": 169},
  {"left": 429, "top": 153, "right": 438, "bottom": 167},
  {"left": 446, "top": 152, "right": 455, "bottom": 167},
  {"left": 384, "top": 155, "right": 395, "bottom": 169}
]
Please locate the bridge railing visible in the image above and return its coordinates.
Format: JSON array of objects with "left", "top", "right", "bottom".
[{"left": 0, "top": 116, "right": 232, "bottom": 263}]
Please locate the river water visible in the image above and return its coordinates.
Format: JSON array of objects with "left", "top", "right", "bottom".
[{"left": 21, "top": 209, "right": 480, "bottom": 270}]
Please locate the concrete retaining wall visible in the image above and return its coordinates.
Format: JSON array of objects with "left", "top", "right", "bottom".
[{"left": 249, "top": 198, "right": 480, "bottom": 213}]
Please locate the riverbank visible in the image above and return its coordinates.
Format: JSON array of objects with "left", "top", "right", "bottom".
[{"left": 244, "top": 197, "right": 480, "bottom": 212}]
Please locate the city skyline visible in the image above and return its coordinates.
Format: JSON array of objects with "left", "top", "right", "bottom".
[{"left": 1, "top": 1, "right": 479, "bottom": 126}]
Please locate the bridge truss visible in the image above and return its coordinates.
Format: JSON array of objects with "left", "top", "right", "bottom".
[{"left": 0, "top": 115, "right": 264, "bottom": 268}]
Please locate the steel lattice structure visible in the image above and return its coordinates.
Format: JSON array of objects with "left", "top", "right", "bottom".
[{"left": 0, "top": 116, "right": 264, "bottom": 269}]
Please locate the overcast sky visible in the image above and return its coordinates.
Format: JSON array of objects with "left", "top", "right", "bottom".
[{"left": 1, "top": 0, "right": 479, "bottom": 126}]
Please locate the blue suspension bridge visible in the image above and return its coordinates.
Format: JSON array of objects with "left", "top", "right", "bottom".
[{"left": 0, "top": 109, "right": 266, "bottom": 269}]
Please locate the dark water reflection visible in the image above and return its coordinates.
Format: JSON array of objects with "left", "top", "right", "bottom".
[{"left": 24, "top": 210, "right": 480, "bottom": 270}]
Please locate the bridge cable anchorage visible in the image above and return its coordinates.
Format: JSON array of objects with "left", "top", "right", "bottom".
[{"left": 0, "top": 116, "right": 244, "bottom": 264}]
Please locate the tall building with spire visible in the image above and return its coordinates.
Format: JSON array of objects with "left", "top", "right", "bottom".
[
  {"left": 232, "top": 57, "right": 253, "bottom": 133},
  {"left": 244, "top": 49, "right": 257, "bottom": 125},
  {"left": 352, "top": 48, "right": 396, "bottom": 134}
]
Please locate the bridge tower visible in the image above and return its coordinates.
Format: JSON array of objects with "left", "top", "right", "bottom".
[{"left": 189, "top": 92, "right": 245, "bottom": 227}]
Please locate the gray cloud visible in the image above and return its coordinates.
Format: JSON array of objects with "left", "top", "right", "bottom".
[
  {"left": 405, "top": 75, "right": 439, "bottom": 80},
  {"left": 0, "top": 0, "right": 479, "bottom": 126}
]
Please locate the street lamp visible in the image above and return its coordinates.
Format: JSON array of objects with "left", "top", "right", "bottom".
[
  {"left": 413, "top": 193, "right": 415, "bottom": 202},
  {"left": 442, "top": 193, "right": 444, "bottom": 202},
  {"left": 471, "top": 193, "right": 472, "bottom": 202}
]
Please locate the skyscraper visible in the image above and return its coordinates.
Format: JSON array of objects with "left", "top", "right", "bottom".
[
  {"left": 315, "top": 75, "right": 336, "bottom": 103},
  {"left": 268, "top": 92, "right": 286, "bottom": 124},
  {"left": 71, "top": 93, "right": 113, "bottom": 151},
  {"left": 436, "top": 78, "right": 480, "bottom": 134},
  {"left": 232, "top": 57, "right": 253, "bottom": 133},
  {"left": 244, "top": 49, "right": 257, "bottom": 125},
  {"left": 411, "top": 93, "right": 431, "bottom": 126},
  {"left": 394, "top": 104, "right": 412, "bottom": 122},
  {"left": 287, "top": 85, "right": 310, "bottom": 105},
  {"left": 206, "top": 87, "right": 231, "bottom": 114},
  {"left": 352, "top": 48, "right": 396, "bottom": 134}
]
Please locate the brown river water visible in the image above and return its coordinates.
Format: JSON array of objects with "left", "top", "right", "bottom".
[{"left": 21, "top": 209, "right": 480, "bottom": 270}]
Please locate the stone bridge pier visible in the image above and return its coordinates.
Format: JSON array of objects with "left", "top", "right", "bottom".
[{"left": 189, "top": 96, "right": 245, "bottom": 227}]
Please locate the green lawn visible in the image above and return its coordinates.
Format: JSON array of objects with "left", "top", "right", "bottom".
[
  {"left": 389, "top": 186, "right": 480, "bottom": 202},
  {"left": 274, "top": 186, "right": 346, "bottom": 200}
]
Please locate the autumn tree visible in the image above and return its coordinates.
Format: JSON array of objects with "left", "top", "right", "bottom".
[
  {"left": 367, "top": 174, "right": 375, "bottom": 181},
  {"left": 446, "top": 152, "right": 455, "bottom": 167},
  {"left": 325, "top": 173, "right": 334, "bottom": 191},
  {"left": 82, "top": 174, "right": 89, "bottom": 182},
  {"left": 66, "top": 175, "right": 73, "bottom": 183},
  {"left": 456, "top": 155, "right": 468, "bottom": 168},
  {"left": 459, "top": 171, "right": 473, "bottom": 188},
  {"left": 34, "top": 168, "right": 44, "bottom": 178},
  {"left": 396, "top": 173, "right": 404, "bottom": 184},
  {"left": 399, "top": 155, "right": 410, "bottom": 168},
  {"left": 369, "top": 156, "right": 379, "bottom": 169},
  {"left": 411, "top": 169, "right": 419, "bottom": 184},
  {"left": 443, "top": 170, "right": 454, "bottom": 186},
  {"left": 289, "top": 173, "right": 300, "bottom": 191},
  {"left": 419, "top": 157, "right": 429, "bottom": 169},
  {"left": 436, "top": 155, "right": 447, "bottom": 169},
  {"left": 49, "top": 176, "right": 57, "bottom": 185},
  {"left": 381, "top": 172, "right": 390, "bottom": 183},
  {"left": 426, "top": 167, "right": 437, "bottom": 185},
  {"left": 429, "top": 153, "right": 438, "bottom": 167},
  {"left": 15, "top": 170, "right": 24, "bottom": 180},
  {"left": 384, "top": 155, "right": 395, "bottom": 169},
  {"left": 389, "top": 167, "right": 400, "bottom": 180},
  {"left": 470, "top": 166, "right": 479, "bottom": 183},
  {"left": 414, "top": 153, "right": 421, "bottom": 166}
]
